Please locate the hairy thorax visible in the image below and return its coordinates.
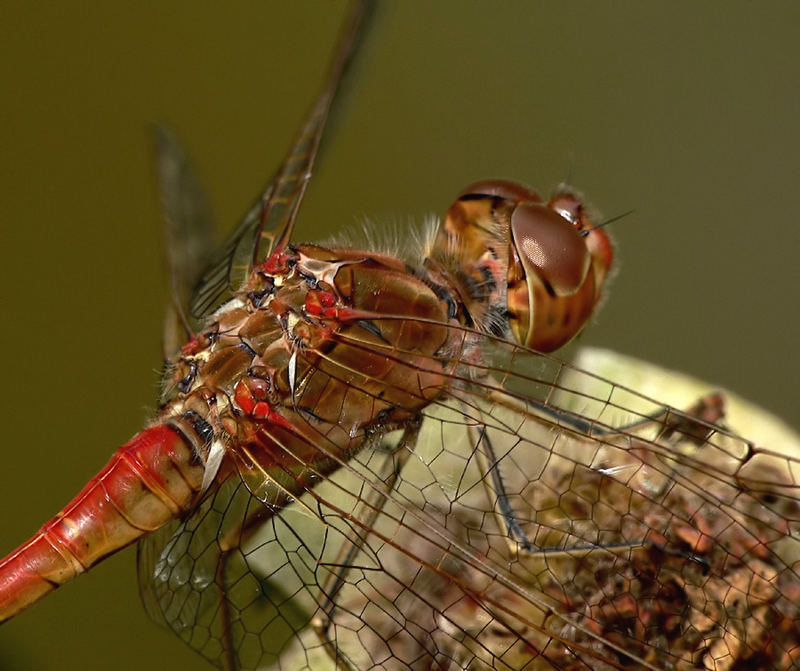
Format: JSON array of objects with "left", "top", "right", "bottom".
[{"left": 159, "top": 244, "right": 462, "bottom": 503}]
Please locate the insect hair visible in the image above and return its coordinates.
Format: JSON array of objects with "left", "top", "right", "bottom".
[{"left": 320, "top": 214, "right": 437, "bottom": 266}]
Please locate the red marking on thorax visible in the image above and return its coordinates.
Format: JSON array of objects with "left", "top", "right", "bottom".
[
  {"left": 180, "top": 337, "right": 203, "bottom": 356},
  {"left": 304, "top": 290, "right": 337, "bottom": 316},
  {"left": 233, "top": 379, "right": 293, "bottom": 431},
  {"left": 303, "top": 290, "right": 376, "bottom": 323},
  {"left": 260, "top": 251, "right": 292, "bottom": 276}
]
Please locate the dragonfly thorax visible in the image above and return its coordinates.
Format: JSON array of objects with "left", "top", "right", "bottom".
[{"left": 160, "top": 242, "right": 466, "bottom": 503}]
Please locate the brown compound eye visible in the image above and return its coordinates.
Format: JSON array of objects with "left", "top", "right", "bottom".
[
  {"left": 505, "top": 190, "right": 613, "bottom": 353},
  {"left": 510, "top": 203, "right": 592, "bottom": 297},
  {"left": 549, "top": 189, "right": 614, "bottom": 297}
]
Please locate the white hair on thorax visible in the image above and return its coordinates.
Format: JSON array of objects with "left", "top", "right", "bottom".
[{"left": 320, "top": 214, "right": 441, "bottom": 269}]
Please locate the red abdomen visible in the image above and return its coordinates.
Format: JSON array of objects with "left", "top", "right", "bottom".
[{"left": 0, "top": 421, "right": 209, "bottom": 622}]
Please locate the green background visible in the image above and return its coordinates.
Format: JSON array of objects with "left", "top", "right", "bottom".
[{"left": 1, "top": 2, "right": 798, "bottom": 669}]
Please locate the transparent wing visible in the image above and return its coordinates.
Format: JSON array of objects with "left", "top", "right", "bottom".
[
  {"left": 187, "top": 1, "right": 372, "bottom": 321},
  {"left": 137, "top": 472, "right": 309, "bottom": 669},
  {"left": 137, "top": 317, "right": 800, "bottom": 670},
  {"left": 140, "top": 1, "right": 800, "bottom": 667},
  {"left": 154, "top": 124, "right": 216, "bottom": 358}
]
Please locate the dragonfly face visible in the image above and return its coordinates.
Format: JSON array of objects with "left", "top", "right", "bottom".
[
  {"left": 433, "top": 179, "right": 613, "bottom": 352},
  {"left": 0, "top": 1, "right": 792, "bottom": 668}
]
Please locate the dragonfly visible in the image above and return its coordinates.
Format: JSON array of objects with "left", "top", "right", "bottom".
[{"left": 2, "top": 2, "right": 799, "bottom": 670}]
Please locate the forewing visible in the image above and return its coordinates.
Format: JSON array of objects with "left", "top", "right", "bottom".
[
  {"left": 139, "top": 315, "right": 800, "bottom": 669},
  {"left": 284, "top": 328, "right": 800, "bottom": 669},
  {"left": 188, "top": 1, "right": 373, "bottom": 321}
]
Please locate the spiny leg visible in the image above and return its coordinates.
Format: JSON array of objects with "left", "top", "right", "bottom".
[{"left": 472, "top": 393, "right": 725, "bottom": 562}]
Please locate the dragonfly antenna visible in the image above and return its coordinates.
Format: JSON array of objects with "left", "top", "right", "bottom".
[{"left": 581, "top": 208, "right": 635, "bottom": 236}]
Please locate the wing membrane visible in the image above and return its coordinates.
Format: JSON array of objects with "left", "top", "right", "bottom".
[
  {"left": 188, "top": 1, "right": 373, "bottom": 321},
  {"left": 139, "top": 311, "right": 800, "bottom": 669},
  {"left": 142, "top": 1, "right": 800, "bottom": 668},
  {"left": 154, "top": 124, "right": 217, "bottom": 357}
]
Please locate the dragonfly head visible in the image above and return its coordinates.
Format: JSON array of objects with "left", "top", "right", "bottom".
[{"left": 438, "top": 180, "right": 613, "bottom": 352}]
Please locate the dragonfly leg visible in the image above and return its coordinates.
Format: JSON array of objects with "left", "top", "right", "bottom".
[
  {"left": 472, "top": 423, "right": 648, "bottom": 560},
  {"left": 584, "top": 390, "right": 726, "bottom": 442},
  {"left": 490, "top": 382, "right": 725, "bottom": 441},
  {"left": 312, "top": 419, "right": 422, "bottom": 670},
  {"left": 473, "top": 393, "right": 725, "bottom": 564}
]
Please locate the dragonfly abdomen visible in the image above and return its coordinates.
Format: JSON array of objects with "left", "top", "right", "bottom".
[{"left": 0, "top": 418, "right": 213, "bottom": 623}]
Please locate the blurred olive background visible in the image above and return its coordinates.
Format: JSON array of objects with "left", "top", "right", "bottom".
[{"left": 1, "top": 2, "right": 798, "bottom": 670}]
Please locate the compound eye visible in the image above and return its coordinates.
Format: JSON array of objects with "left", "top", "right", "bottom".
[
  {"left": 511, "top": 203, "right": 591, "bottom": 296},
  {"left": 457, "top": 179, "right": 542, "bottom": 204},
  {"left": 549, "top": 190, "right": 614, "bottom": 287}
]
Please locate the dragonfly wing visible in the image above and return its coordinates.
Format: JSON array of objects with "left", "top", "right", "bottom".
[
  {"left": 136, "top": 519, "right": 172, "bottom": 632},
  {"left": 154, "top": 124, "right": 216, "bottom": 359},
  {"left": 138, "top": 326, "right": 800, "bottom": 669},
  {"left": 268, "top": 319, "right": 800, "bottom": 669},
  {"left": 136, "top": 471, "right": 308, "bottom": 670},
  {"left": 136, "top": 432, "right": 405, "bottom": 671},
  {"left": 188, "top": 1, "right": 374, "bottom": 321}
]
